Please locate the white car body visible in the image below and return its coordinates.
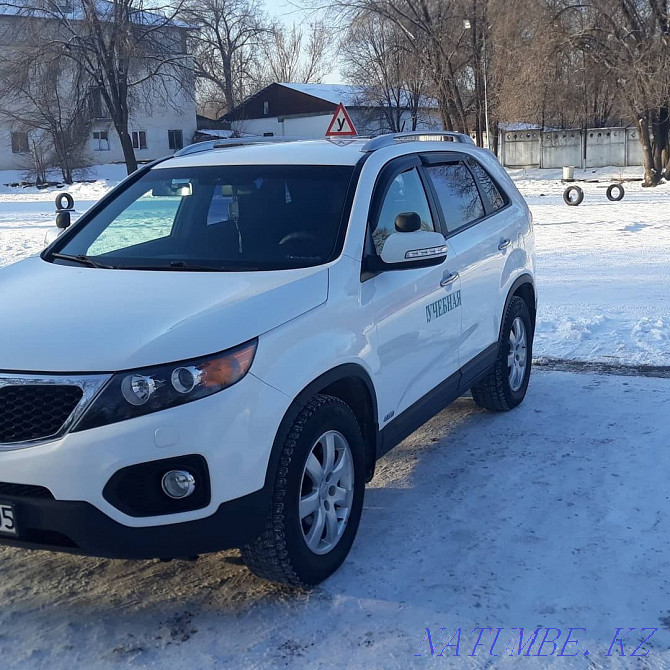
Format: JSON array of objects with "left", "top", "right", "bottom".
[{"left": 0, "top": 134, "right": 535, "bottom": 565}]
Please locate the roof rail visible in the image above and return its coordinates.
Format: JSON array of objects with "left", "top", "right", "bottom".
[
  {"left": 360, "top": 131, "right": 475, "bottom": 153},
  {"left": 173, "top": 136, "right": 309, "bottom": 157}
]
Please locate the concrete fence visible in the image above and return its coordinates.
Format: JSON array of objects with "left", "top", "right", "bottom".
[{"left": 499, "top": 127, "right": 644, "bottom": 169}]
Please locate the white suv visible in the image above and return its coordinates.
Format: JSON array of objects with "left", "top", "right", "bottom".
[{"left": 0, "top": 133, "right": 535, "bottom": 585}]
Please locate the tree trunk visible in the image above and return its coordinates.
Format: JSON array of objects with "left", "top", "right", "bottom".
[
  {"left": 637, "top": 113, "right": 660, "bottom": 187},
  {"left": 117, "top": 128, "right": 138, "bottom": 174},
  {"left": 437, "top": 88, "right": 454, "bottom": 131},
  {"left": 658, "top": 104, "right": 670, "bottom": 179},
  {"left": 651, "top": 109, "right": 665, "bottom": 179},
  {"left": 222, "top": 55, "right": 235, "bottom": 112},
  {"left": 471, "top": 8, "right": 483, "bottom": 146}
]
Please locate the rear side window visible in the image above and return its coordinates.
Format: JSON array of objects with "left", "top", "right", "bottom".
[
  {"left": 425, "top": 162, "right": 485, "bottom": 233},
  {"left": 465, "top": 157, "right": 506, "bottom": 211}
]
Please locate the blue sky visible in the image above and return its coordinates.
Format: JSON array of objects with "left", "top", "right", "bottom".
[{"left": 265, "top": 0, "right": 310, "bottom": 25}]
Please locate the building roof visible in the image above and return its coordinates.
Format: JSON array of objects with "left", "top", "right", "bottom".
[
  {"left": 222, "top": 82, "right": 439, "bottom": 122},
  {"left": 278, "top": 83, "right": 438, "bottom": 110},
  {"left": 281, "top": 83, "right": 438, "bottom": 110}
]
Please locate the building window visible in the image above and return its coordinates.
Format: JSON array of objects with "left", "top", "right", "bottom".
[
  {"left": 132, "top": 130, "right": 147, "bottom": 150},
  {"left": 92, "top": 131, "right": 110, "bottom": 151},
  {"left": 11, "top": 131, "right": 29, "bottom": 153},
  {"left": 88, "top": 88, "right": 108, "bottom": 119},
  {"left": 263, "top": 101, "right": 269, "bottom": 116},
  {"left": 168, "top": 129, "right": 183, "bottom": 151}
]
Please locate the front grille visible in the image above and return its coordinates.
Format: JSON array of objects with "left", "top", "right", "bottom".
[
  {"left": 0, "top": 385, "right": 83, "bottom": 444},
  {"left": 0, "top": 482, "right": 54, "bottom": 499}
]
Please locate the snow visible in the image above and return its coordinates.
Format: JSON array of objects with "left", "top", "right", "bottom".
[
  {"left": 509, "top": 166, "right": 670, "bottom": 366},
  {"left": 0, "top": 164, "right": 127, "bottom": 268},
  {"left": 1, "top": 162, "right": 670, "bottom": 667},
  {"left": 1, "top": 371, "right": 670, "bottom": 668},
  {"left": 194, "top": 129, "right": 237, "bottom": 139}
]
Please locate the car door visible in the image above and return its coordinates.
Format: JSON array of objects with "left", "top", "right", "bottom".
[
  {"left": 366, "top": 157, "right": 462, "bottom": 426},
  {"left": 422, "top": 153, "right": 519, "bottom": 371}
]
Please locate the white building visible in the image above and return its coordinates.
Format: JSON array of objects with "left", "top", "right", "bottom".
[
  {"left": 223, "top": 83, "right": 442, "bottom": 138},
  {"left": 0, "top": 2, "right": 196, "bottom": 172}
]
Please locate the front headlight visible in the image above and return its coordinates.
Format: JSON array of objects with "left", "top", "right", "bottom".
[{"left": 73, "top": 339, "right": 257, "bottom": 432}]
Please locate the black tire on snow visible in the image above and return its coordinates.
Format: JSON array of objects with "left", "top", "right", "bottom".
[
  {"left": 241, "top": 394, "right": 366, "bottom": 587},
  {"left": 606, "top": 183, "right": 625, "bottom": 201},
  {"left": 55, "top": 192, "right": 74, "bottom": 211},
  {"left": 563, "top": 185, "right": 584, "bottom": 206},
  {"left": 471, "top": 295, "right": 533, "bottom": 411}
]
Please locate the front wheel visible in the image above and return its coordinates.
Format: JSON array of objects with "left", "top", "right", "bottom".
[
  {"left": 241, "top": 395, "right": 365, "bottom": 586},
  {"left": 471, "top": 295, "right": 533, "bottom": 411}
]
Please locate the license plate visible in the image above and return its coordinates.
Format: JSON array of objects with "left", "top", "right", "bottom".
[{"left": 0, "top": 503, "right": 17, "bottom": 536}]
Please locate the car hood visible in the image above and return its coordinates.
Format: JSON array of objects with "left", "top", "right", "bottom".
[{"left": 0, "top": 257, "right": 328, "bottom": 372}]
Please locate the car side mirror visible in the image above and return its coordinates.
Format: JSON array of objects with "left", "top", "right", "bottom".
[{"left": 379, "top": 212, "right": 447, "bottom": 267}]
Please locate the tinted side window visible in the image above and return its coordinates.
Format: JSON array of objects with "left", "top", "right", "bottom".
[
  {"left": 465, "top": 157, "right": 506, "bottom": 211},
  {"left": 425, "top": 163, "right": 485, "bottom": 233},
  {"left": 373, "top": 168, "right": 435, "bottom": 255}
]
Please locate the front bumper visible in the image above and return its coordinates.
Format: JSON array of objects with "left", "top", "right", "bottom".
[
  {"left": 0, "top": 372, "right": 290, "bottom": 528},
  {"left": 0, "top": 486, "right": 270, "bottom": 559}
]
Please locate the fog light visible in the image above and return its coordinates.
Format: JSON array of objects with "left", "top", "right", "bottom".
[{"left": 162, "top": 470, "right": 196, "bottom": 499}]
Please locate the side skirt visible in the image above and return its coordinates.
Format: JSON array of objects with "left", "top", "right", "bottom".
[{"left": 377, "top": 343, "right": 498, "bottom": 459}]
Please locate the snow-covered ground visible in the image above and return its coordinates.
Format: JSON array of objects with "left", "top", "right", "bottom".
[
  {"left": 1, "top": 163, "right": 670, "bottom": 668},
  {"left": 510, "top": 166, "right": 670, "bottom": 367},
  {"left": 2, "top": 371, "right": 670, "bottom": 668}
]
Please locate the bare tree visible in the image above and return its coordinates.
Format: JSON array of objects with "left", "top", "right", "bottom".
[
  {"left": 256, "top": 20, "right": 332, "bottom": 85},
  {"left": 183, "top": 0, "right": 270, "bottom": 115},
  {"left": 342, "top": 13, "right": 430, "bottom": 132},
  {"left": 554, "top": 0, "right": 670, "bottom": 185},
  {"left": 488, "top": 0, "right": 621, "bottom": 133},
  {"left": 332, "top": 0, "right": 483, "bottom": 134},
  {"left": 0, "top": 39, "right": 92, "bottom": 183},
  {"left": 1, "top": 0, "right": 191, "bottom": 174}
]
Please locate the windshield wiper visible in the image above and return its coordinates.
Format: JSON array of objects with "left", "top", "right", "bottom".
[
  {"left": 51, "top": 253, "right": 114, "bottom": 269},
  {"left": 167, "top": 261, "right": 221, "bottom": 271}
]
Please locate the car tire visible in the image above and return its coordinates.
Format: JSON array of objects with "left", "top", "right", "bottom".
[
  {"left": 241, "top": 394, "right": 366, "bottom": 586},
  {"left": 606, "top": 183, "right": 625, "bottom": 201},
  {"left": 471, "top": 295, "right": 533, "bottom": 411},
  {"left": 563, "top": 185, "right": 584, "bottom": 206}
]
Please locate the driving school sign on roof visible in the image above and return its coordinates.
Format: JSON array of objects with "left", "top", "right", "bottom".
[{"left": 325, "top": 103, "right": 357, "bottom": 137}]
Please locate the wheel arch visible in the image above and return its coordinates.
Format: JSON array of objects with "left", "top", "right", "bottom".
[
  {"left": 264, "top": 364, "right": 380, "bottom": 490},
  {"left": 500, "top": 274, "right": 536, "bottom": 339}
]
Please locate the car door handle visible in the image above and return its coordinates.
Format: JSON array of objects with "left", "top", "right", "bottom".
[
  {"left": 498, "top": 239, "right": 511, "bottom": 250},
  {"left": 440, "top": 272, "right": 459, "bottom": 287}
]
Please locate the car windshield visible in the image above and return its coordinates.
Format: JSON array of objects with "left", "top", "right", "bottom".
[{"left": 51, "top": 165, "right": 356, "bottom": 271}]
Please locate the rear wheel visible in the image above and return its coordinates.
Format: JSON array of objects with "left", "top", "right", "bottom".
[
  {"left": 471, "top": 295, "right": 533, "bottom": 411},
  {"left": 241, "top": 395, "right": 365, "bottom": 586}
]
